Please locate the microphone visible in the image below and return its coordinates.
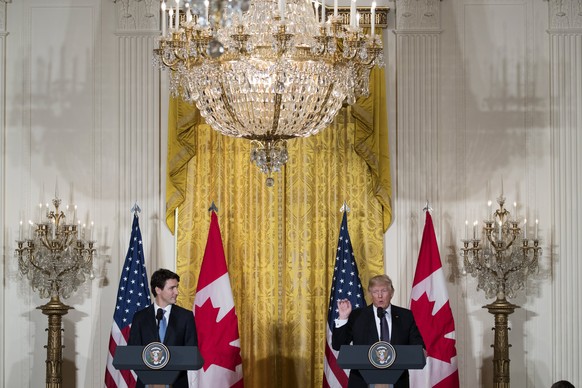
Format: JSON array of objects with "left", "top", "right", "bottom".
[
  {"left": 156, "top": 308, "right": 164, "bottom": 342},
  {"left": 377, "top": 307, "right": 385, "bottom": 319}
]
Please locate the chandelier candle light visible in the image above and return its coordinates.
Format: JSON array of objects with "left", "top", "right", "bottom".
[
  {"left": 15, "top": 195, "right": 96, "bottom": 388},
  {"left": 154, "top": 0, "right": 384, "bottom": 185},
  {"left": 461, "top": 193, "right": 541, "bottom": 388}
]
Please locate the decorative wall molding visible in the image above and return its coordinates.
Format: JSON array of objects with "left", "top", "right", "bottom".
[
  {"left": 393, "top": 28, "right": 441, "bottom": 293},
  {"left": 396, "top": 0, "right": 441, "bottom": 31},
  {"left": 549, "top": 3, "right": 582, "bottom": 381},
  {"left": 114, "top": 0, "right": 159, "bottom": 31},
  {"left": 116, "top": 32, "right": 164, "bottom": 268},
  {"left": 549, "top": 0, "right": 582, "bottom": 30},
  {"left": 0, "top": 6, "right": 6, "bottom": 378},
  {"left": 0, "top": 0, "right": 7, "bottom": 31}
]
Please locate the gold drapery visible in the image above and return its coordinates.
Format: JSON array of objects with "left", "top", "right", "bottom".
[{"left": 165, "top": 37, "right": 390, "bottom": 387}]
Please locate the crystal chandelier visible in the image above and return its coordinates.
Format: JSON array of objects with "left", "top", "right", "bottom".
[
  {"left": 154, "top": 0, "right": 384, "bottom": 185},
  {"left": 15, "top": 197, "right": 96, "bottom": 299}
]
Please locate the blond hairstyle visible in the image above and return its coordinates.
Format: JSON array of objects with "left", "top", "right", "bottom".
[{"left": 368, "top": 274, "right": 395, "bottom": 291}]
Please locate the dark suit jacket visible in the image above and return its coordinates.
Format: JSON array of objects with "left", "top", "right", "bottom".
[
  {"left": 128, "top": 304, "right": 198, "bottom": 388},
  {"left": 332, "top": 304, "right": 425, "bottom": 388}
]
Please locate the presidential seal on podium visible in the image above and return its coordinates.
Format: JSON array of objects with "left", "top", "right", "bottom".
[
  {"left": 368, "top": 341, "right": 396, "bottom": 369},
  {"left": 142, "top": 342, "right": 170, "bottom": 370}
]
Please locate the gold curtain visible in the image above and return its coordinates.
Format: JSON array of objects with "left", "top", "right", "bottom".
[{"left": 165, "top": 35, "right": 390, "bottom": 387}]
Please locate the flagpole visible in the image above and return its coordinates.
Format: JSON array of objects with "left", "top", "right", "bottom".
[
  {"left": 423, "top": 200, "right": 433, "bottom": 213},
  {"left": 340, "top": 200, "right": 350, "bottom": 213},
  {"left": 174, "top": 207, "right": 178, "bottom": 263}
]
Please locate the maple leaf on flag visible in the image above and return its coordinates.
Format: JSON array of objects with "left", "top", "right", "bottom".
[
  {"left": 410, "top": 293, "right": 457, "bottom": 363},
  {"left": 196, "top": 298, "right": 243, "bottom": 372}
]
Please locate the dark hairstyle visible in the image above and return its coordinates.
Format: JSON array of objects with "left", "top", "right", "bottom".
[
  {"left": 551, "top": 381, "right": 575, "bottom": 388},
  {"left": 150, "top": 268, "right": 180, "bottom": 297}
]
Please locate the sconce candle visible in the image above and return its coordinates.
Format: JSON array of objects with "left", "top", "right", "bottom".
[
  {"left": 371, "top": 2, "right": 376, "bottom": 35},
  {"left": 279, "top": 0, "right": 286, "bottom": 19},
  {"left": 314, "top": 1, "right": 319, "bottom": 24},
  {"left": 161, "top": 1, "right": 167, "bottom": 36},
  {"left": 185, "top": 3, "right": 192, "bottom": 22},
  {"left": 175, "top": 0, "right": 180, "bottom": 29}
]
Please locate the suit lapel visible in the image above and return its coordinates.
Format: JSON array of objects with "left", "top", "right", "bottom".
[
  {"left": 143, "top": 305, "right": 159, "bottom": 343},
  {"left": 164, "top": 306, "right": 179, "bottom": 345},
  {"left": 390, "top": 305, "right": 402, "bottom": 344},
  {"left": 366, "top": 306, "right": 380, "bottom": 343}
]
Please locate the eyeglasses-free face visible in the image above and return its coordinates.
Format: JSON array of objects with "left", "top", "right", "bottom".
[{"left": 369, "top": 285, "right": 394, "bottom": 309}]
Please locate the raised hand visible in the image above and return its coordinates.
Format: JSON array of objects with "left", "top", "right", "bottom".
[{"left": 337, "top": 298, "right": 352, "bottom": 320}]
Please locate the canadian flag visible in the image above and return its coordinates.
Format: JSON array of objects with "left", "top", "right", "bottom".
[
  {"left": 190, "top": 210, "right": 244, "bottom": 388},
  {"left": 410, "top": 211, "right": 460, "bottom": 388}
]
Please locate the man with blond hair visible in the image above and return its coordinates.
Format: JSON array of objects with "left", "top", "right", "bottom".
[{"left": 332, "top": 274, "right": 425, "bottom": 388}]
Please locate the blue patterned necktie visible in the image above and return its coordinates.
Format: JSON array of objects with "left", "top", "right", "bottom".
[{"left": 158, "top": 309, "right": 167, "bottom": 342}]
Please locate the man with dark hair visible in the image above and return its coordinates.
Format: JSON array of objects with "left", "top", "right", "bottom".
[
  {"left": 551, "top": 381, "right": 576, "bottom": 388},
  {"left": 332, "top": 274, "right": 425, "bottom": 388},
  {"left": 129, "top": 268, "right": 198, "bottom": 388}
]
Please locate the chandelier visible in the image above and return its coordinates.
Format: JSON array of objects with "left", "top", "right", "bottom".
[{"left": 154, "top": 0, "right": 384, "bottom": 185}]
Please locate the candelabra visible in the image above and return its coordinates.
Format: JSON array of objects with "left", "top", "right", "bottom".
[
  {"left": 462, "top": 195, "right": 541, "bottom": 388},
  {"left": 15, "top": 197, "right": 96, "bottom": 388}
]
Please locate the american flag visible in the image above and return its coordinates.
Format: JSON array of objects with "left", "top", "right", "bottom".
[
  {"left": 104, "top": 213, "right": 152, "bottom": 388},
  {"left": 323, "top": 211, "right": 365, "bottom": 388}
]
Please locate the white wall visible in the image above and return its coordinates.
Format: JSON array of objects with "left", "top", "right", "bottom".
[
  {"left": 1, "top": 0, "right": 173, "bottom": 386},
  {"left": 385, "top": 0, "right": 581, "bottom": 386},
  {"left": 1, "top": 0, "right": 580, "bottom": 387}
]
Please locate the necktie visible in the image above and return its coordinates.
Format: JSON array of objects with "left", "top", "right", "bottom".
[
  {"left": 159, "top": 310, "right": 167, "bottom": 342},
  {"left": 380, "top": 311, "right": 390, "bottom": 342}
]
